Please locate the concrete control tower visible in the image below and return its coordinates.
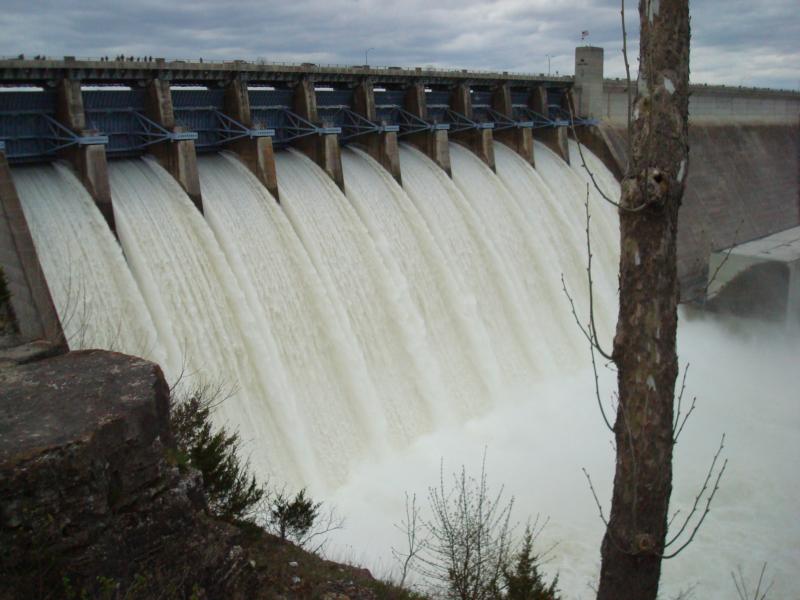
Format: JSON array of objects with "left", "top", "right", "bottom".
[{"left": 574, "top": 46, "right": 604, "bottom": 119}]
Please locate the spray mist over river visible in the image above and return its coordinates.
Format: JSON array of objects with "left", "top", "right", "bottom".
[
  {"left": 12, "top": 139, "right": 799, "bottom": 598},
  {"left": 328, "top": 311, "right": 800, "bottom": 599}
]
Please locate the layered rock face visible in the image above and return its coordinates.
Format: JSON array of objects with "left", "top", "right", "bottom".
[{"left": 0, "top": 350, "right": 258, "bottom": 599}]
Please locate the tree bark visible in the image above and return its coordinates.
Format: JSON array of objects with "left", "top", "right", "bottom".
[{"left": 597, "top": 1, "right": 690, "bottom": 599}]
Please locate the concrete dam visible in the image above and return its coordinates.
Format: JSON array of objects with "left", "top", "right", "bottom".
[
  {"left": 1, "top": 46, "right": 799, "bottom": 597},
  {"left": 0, "top": 52, "right": 626, "bottom": 484},
  {"left": 1, "top": 46, "right": 798, "bottom": 482}
]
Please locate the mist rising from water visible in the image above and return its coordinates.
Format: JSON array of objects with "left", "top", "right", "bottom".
[
  {"left": 12, "top": 139, "right": 796, "bottom": 598},
  {"left": 326, "top": 310, "right": 800, "bottom": 600}
]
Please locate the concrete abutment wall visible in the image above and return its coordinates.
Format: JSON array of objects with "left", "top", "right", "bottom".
[
  {"left": 0, "top": 152, "right": 65, "bottom": 347},
  {"left": 570, "top": 46, "right": 800, "bottom": 299}
]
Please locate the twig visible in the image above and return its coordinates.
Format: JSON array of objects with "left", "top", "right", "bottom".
[
  {"left": 566, "top": 102, "right": 648, "bottom": 213},
  {"left": 582, "top": 186, "right": 613, "bottom": 361},
  {"left": 663, "top": 434, "right": 727, "bottom": 558},
  {"left": 673, "top": 396, "right": 696, "bottom": 444},
  {"left": 673, "top": 363, "right": 697, "bottom": 443},
  {"left": 560, "top": 187, "right": 615, "bottom": 432},
  {"left": 300, "top": 507, "right": 344, "bottom": 554},
  {"left": 560, "top": 275, "right": 613, "bottom": 432},
  {"left": 621, "top": 0, "right": 633, "bottom": 151},
  {"left": 581, "top": 468, "right": 609, "bottom": 527},
  {"left": 703, "top": 219, "right": 745, "bottom": 299},
  {"left": 392, "top": 492, "right": 425, "bottom": 587},
  {"left": 732, "top": 563, "right": 774, "bottom": 600},
  {"left": 561, "top": 275, "right": 597, "bottom": 351},
  {"left": 588, "top": 329, "right": 614, "bottom": 433},
  {"left": 666, "top": 507, "right": 681, "bottom": 530}
]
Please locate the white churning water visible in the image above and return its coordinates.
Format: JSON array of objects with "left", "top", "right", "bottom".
[
  {"left": 14, "top": 162, "right": 163, "bottom": 361},
  {"left": 10, "top": 139, "right": 622, "bottom": 500},
  {"left": 107, "top": 157, "right": 310, "bottom": 486},
  {"left": 274, "top": 149, "right": 446, "bottom": 447},
  {"left": 12, "top": 139, "right": 794, "bottom": 598},
  {"left": 198, "top": 152, "right": 382, "bottom": 485},
  {"left": 398, "top": 143, "right": 542, "bottom": 383},
  {"left": 341, "top": 146, "right": 499, "bottom": 419}
]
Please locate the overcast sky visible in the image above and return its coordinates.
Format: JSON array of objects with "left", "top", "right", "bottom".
[{"left": 0, "top": 0, "right": 797, "bottom": 90}]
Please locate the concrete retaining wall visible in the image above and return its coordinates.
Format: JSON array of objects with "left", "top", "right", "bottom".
[
  {"left": 0, "top": 153, "right": 65, "bottom": 346},
  {"left": 596, "top": 120, "right": 799, "bottom": 298},
  {"left": 601, "top": 81, "right": 800, "bottom": 124}
]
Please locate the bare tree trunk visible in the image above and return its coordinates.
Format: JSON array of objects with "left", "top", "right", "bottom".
[{"left": 597, "top": 1, "right": 690, "bottom": 599}]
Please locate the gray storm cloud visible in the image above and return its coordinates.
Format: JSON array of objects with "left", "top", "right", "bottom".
[{"left": 0, "top": 0, "right": 797, "bottom": 89}]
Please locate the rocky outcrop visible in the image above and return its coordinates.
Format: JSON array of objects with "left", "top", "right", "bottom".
[
  {"left": 0, "top": 348, "right": 417, "bottom": 600},
  {"left": 0, "top": 350, "right": 258, "bottom": 599}
]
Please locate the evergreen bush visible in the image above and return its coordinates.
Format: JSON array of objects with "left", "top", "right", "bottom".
[
  {"left": 503, "top": 525, "right": 561, "bottom": 600},
  {"left": 267, "top": 488, "right": 321, "bottom": 542},
  {"left": 169, "top": 386, "right": 263, "bottom": 520}
]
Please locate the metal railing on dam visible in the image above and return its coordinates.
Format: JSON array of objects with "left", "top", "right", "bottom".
[
  {"left": 0, "top": 55, "right": 585, "bottom": 201},
  {"left": 1, "top": 49, "right": 796, "bottom": 314},
  {"left": 0, "top": 55, "right": 572, "bottom": 87}
]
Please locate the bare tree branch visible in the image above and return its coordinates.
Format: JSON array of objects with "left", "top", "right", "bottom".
[
  {"left": 673, "top": 363, "right": 697, "bottom": 443},
  {"left": 621, "top": 0, "right": 633, "bottom": 151},
  {"left": 732, "top": 563, "right": 774, "bottom": 600},
  {"left": 566, "top": 101, "right": 648, "bottom": 213},
  {"left": 663, "top": 434, "right": 728, "bottom": 558},
  {"left": 582, "top": 187, "right": 613, "bottom": 361},
  {"left": 582, "top": 468, "right": 609, "bottom": 528},
  {"left": 392, "top": 492, "right": 425, "bottom": 588},
  {"left": 703, "top": 219, "right": 745, "bottom": 300}
]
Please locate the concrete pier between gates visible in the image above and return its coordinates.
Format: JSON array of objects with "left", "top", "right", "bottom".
[
  {"left": 450, "top": 84, "right": 495, "bottom": 172},
  {"left": 224, "top": 80, "right": 280, "bottom": 201},
  {"left": 353, "top": 80, "right": 402, "bottom": 185},
  {"left": 145, "top": 79, "right": 203, "bottom": 213},
  {"left": 492, "top": 83, "right": 534, "bottom": 166},
  {"left": 404, "top": 83, "right": 451, "bottom": 176},
  {"left": 530, "top": 87, "right": 569, "bottom": 163},
  {"left": 293, "top": 78, "right": 345, "bottom": 191},
  {"left": 55, "top": 79, "right": 115, "bottom": 232}
]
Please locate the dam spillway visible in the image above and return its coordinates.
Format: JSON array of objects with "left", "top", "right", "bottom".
[
  {"left": 1, "top": 51, "right": 798, "bottom": 599},
  {"left": 12, "top": 139, "right": 620, "bottom": 488}
]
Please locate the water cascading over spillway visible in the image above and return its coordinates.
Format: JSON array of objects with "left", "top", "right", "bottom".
[
  {"left": 451, "top": 143, "right": 579, "bottom": 371},
  {"left": 533, "top": 140, "right": 621, "bottom": 313},
  {"left": 274, "top": 149, "right": 447, "bottom": 444},
  {"left": 13, "top": 163, "right": 164, "bottom": 362},
  {"left": 493, "top": 141, "right": 620, "bottom": 343},
  {"left": 397, "top": 143, "right": 543, "bottom": 383},
  {"left": 197, "top": 152, "right": 385, "bottom": 483},
  {"left": 107, "top": 157, "right": 313, "bottom": 486},
  {"left": 14, "top": 134, "right": 797, "bottom": 598},
  {"left": 341, "top": 146, "right": 501, "bottom": 418},
  {"left": 12, "top": 141, "right": 622, "bottom": 492}
]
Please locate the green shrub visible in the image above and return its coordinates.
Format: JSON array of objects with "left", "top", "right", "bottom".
[
  {"left": 169, "top": 387, "right": 263, "bottom": 520},
  {"left": 268, "top": 488, "right": 320, "bottom": 542},
  {"left": 503, "top": 525, "right": 561, "bottom": 600}
]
